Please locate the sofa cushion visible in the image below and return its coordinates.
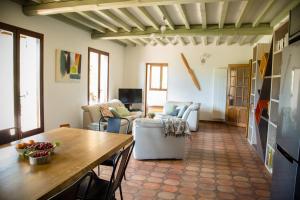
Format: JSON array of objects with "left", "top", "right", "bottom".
[
  {"left": 163, "top": 101, "right": 192, "bottom": 114},
  {"left": 109, "top": 107, "right": 121, "bottom": 118},
  {"left": 177, "top": 105, "right": 188, "bottom": 118},
  {"left": 115, "top": 106, "right": 130, "bottom": 117},
  {"left": 164, "top": 104, "right": 177, "bottom": 115},
  {"left": 100, "top": 104, "right": 114, "bottom": 117}
]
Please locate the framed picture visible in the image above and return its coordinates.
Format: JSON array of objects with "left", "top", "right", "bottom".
[{"left": 55, "top": 49, "right": 81, "bottom": 82}]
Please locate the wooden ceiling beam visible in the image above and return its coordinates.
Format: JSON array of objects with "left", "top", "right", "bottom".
[
  {"left": 219, "top": 0, "right": 229, "bottom": 28},
  {"left": 78, "top": 11, "right": 118, "bottom": 32},
  {"left": 112, "top": 39, "right": 128, "bottom": 47},
  {"left": 175, "top": 4, "right": 190, "bottom": 29},
  {"left": 140, "top": 38, "right": 151, "bottom": 45},
  {"left": 154, "top": 37, "right": 167, "bottom": 46},
  {"left": 190, "top": 36, "right": 197, "bottom": 45},
  {"left": 114, "top": 8, "right": 145, "bottom": 31},
  {"left": 121, "top": 39, "right": 136, "bottom": 46},
  {"left": 24, "top": 0, "right": 241, "bottom": 16},
  {"left": 215, "top": 36, "right": 221, "bottom": 45},
  {"left": 197, "top": 2, "right": 207, "bottom": 29},
  {"left": 136, "top": 7, "right": 160, "bottom": 30},
  {"left": 250, "top": 35, "right": 262, "bottom": 45},
  {"left": 252, "top": 0, "right": 275, "bottom": 27},
  {"left": 155, "top": 5, "right": 175, "bottom": 30},
  {"left": 235, "top": 0, "right": 250, "bottom": 28},
  {"left": 61, "top": 13, "right": 106, "bottom": 33},
  {"left": 270, "top": 0, "right": 300, "bottom": 27},
  {"left": 178, "top": 37, "right": 187, "bottom": 45},
  {"left": 96, "top": 10, "right": 131, "bottom": 32},
  {"left": 92, "top": 24, "right": 273, "bottom": 39},
  {"left": 202, "top": 36, "right": 208, "bottom": 45},
  {"left": 227, "top": 35, "right": 235, "bottom": 45},
  {"left": 238, "top": 36, "right": 247, "bottom": 45},
  {"left": 128, "top": 38, "right": 146, "bottom": 46}
]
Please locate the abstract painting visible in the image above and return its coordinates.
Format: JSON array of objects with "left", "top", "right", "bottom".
[{"left": 55, "top": 49, "right": 81, "bottom": 82}]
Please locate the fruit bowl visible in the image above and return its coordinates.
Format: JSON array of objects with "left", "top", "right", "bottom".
[
  {"left": 28, "top": 151, "right": 51, "bottom": 165},
  {"left": 15, "top": 140, "right": 60, "bottom": 156}
]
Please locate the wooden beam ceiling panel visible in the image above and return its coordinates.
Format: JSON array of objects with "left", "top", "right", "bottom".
[
  {"left": 136, "top": 7, "right": 160, "bottom": 30},
  {"left": 219, "top": 0, "right": 229, "bottom": 28},
  {"left": 24, "top": 0, "right": 240, "bottom": 16},
  {"left": 128, "top": 38, "right": 146, "bottom": 46},
  {"left": 111, "top": 39, "right": 127, "bottom": 47},
  {"left": 190, "top": 36, "right": 197, "bottom": 45},
  {"left": 179, "top": 37, "right": 187, "bottom": 45},
  {"left": 235, "top": 0, "right": 249, "bottom": 28},
  {"left": 270, "top": 0, "right": 300, "bottom": 27},
  {"left": 197, "top": 2, "right": 207, "bottom": 29},
  {"left": 121, "top": 39, "right": 136, "bottom": 46},
  {"left": 61, "top": 13, "right": 106, "bottom": 33},
  {"left": 155, "top": 5, "right": 175, "bottom": 30},
  {"left": 114, "top": 8, "right": 145, "bottom": 31},
  {"left": 252, "top": 0, "right": 275, "bottom": 27},
  {"left": 238, "top": 36, "right": 247, "bottom": 45},
  {"left": 250, "top": 35, "right": 263, "bottom": 45},
  {"left": 154, "top": 37, "right": 167, "bottom": 46},
  {"left": 139, "top": 38, "right": 150, "bottom": 45},
  {"left": 78, "top": 11, "right": 118, "bottom": 32},
  {"left": 202, "top": 36, "right": 208, "bottom": 45},
  {"left": 95, "top": 10, "right": 131, "bottom": 32},
  {"left": 92, "top": 24, "right": 273, "bottom": 39},
  {"left": 227, "top": 35, "right": 235, "bottom": 45},
  {"left": 175, "top": 4, "right": 190, "bottom": 29},
  {"left": 215, "top": 36, "right": 221, "bottom": 45}
]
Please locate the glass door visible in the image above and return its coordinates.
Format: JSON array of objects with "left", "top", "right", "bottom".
[
  {"left": 0, "top": 28, "right": 16, "bottom": 144},
  {"left": 19, "top": 33, "right": 43, "bottom": 137},
  {"left": 0, "top": 22, "right": 44, "bottom": 145}
]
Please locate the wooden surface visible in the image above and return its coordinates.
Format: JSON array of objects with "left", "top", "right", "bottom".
[
  {"left": 0, "top": 128, "right": 133, "bottom": 200},
  {"left": 180, "top": 53, "right": 201, "bottom": 90}
]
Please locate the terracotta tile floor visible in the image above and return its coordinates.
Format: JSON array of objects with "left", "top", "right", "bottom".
[{"left": 99, "top": 122, "right": 271, "bottom": 200}]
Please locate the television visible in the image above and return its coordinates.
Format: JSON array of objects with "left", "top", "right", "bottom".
[
  {"left": 289, "top": 4, "right": 300, "bottom": 44},
  {"left": 119, "top": 88, "right": 142, "bottom": 104}
]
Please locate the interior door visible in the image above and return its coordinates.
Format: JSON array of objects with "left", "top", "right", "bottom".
[
  {"left": 0, "top": 28, "right": 17, "bottom": 144},
  {"left": 0, "top": 23, "right": 43, "bottom": 145},
  {"left": 226, "top": 64, "right": 250, "bottom": 127}
]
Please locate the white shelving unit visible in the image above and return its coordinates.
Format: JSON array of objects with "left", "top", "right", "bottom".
[{"left": 265, "top": 20, "right": 289, "bottom": 173}]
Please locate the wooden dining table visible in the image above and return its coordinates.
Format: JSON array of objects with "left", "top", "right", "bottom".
[{"left": 0, "top": 128, "right": 133, "bottom": 200}]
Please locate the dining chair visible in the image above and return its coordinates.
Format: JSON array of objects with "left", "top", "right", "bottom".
[
  {"left": 48, "top": 172, "right": 93, "bottom": 200},
  {"left": 84, "top": 140, "right": 135, "bottom": 200},
  {"left": 98, "top": 115, "right": 130, "bottom": 179}
]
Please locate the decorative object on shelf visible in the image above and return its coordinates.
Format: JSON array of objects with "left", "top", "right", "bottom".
[
  {"left": 259, "top": 53, "right": 269, "bottom": 78},
  {"left": 55, "top": 49, "right": 81, "bottom": 82},
  {"left": 180, "top": 53, "right": 201, "bottom": 90},
  {"left": 255, "top": 99, "right": 269, "bottom": 124}
]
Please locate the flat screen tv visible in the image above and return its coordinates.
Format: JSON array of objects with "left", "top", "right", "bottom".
[
  {"left": 289, "top": 4, "right": 300, "bottom": 44},
  {"left": 119, "top": 89, "right": 142, "bottom": 104}
]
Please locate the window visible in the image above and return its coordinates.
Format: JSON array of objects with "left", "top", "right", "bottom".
[
  {"left": 145, "top": 63, "right": 168, "bottom": 114},
  {"left": 149, "top": 64, "right": 168, "bottom": 91},
  {"left": 88, "top": 48, "right": 109, "bottom": 105},
  {"left": 0, "top": 22, "right": 44, "bottom": 144}
]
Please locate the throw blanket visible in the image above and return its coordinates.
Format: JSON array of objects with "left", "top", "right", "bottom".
[{"left": 161, "top": 118, "right": 191, "bottom": 137}]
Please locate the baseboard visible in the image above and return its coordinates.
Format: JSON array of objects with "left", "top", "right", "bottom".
[{"left": 199, "top": 120, "right": 226, "bottom": 124}]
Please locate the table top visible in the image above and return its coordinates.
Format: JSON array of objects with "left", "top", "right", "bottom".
[{"left": 0, "top": 128, "right": 133, "bottom": 200}]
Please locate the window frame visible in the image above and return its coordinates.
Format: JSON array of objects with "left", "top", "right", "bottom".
[
  {"left": 0, "top": 22, "right": 44, "bottom": 144},
  {"left": 149, "top": 63, "right": 168, "bottom": 91},
  {"left": 87, "top": 47, "right": 109, "bottom": 105}
]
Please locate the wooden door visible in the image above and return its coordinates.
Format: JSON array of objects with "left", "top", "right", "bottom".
[{"left": 226, "top": 64, "right": 250, "bottom": 127}]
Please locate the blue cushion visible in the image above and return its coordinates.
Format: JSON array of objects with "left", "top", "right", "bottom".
[
  {"left": 177, "top": 105, "right": 188, "bottom": 118},
  {"left": 169, "top": 106, "right": 179, "bottom": 116}
]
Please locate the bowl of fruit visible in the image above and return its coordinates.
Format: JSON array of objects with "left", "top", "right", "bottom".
[
  {"left": 15, "top": 140, "right": 60, "bottom": 156},
  {"left": 28, "top": 151, "right": 51, "bottom": 165}
]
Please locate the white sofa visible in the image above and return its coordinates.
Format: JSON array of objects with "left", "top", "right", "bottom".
[
  {"left": 81, "top": 99, "right": 143, "bottom": 133},
  {"left": 133, "top": 118, "right": 185, "bottom": 160},
  {"left": 155, "top": 101, "right": 201, "bottom": 131}
]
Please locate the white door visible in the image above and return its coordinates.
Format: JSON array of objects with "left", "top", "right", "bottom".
[{"left": 212, "top": 68, "right": 227, "bottom": 120}]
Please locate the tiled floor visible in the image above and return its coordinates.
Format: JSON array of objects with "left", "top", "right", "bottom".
[{"left": 100, "top": 122, "right": 271, "bottom": 200}]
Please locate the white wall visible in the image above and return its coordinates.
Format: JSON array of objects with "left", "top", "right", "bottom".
[
  {"left": 123, "top": 44, "right": 252, "bottom": 120},
  {"left": 0, "top": 0, "right": 125, "bottom": 130}
]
